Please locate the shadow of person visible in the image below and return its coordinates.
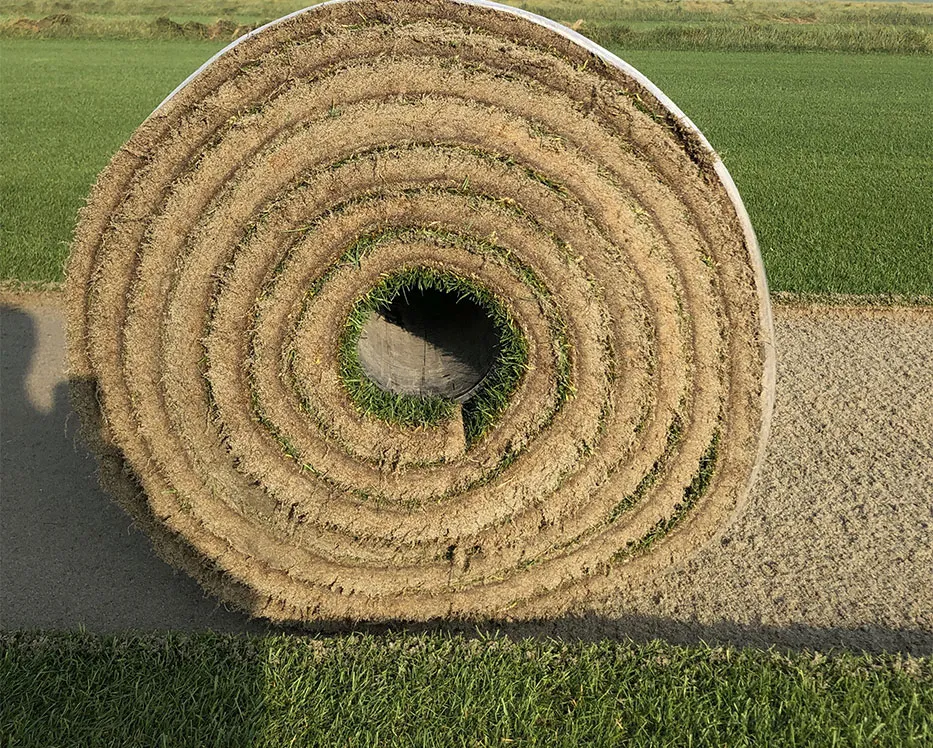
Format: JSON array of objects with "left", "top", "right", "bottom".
[{"left": 0, "top": 301, "right": 262, "bottom": 633}]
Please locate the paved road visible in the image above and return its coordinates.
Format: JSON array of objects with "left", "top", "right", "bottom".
[{"left": 2, "top": 294, "right": 931, "bottom": 652}]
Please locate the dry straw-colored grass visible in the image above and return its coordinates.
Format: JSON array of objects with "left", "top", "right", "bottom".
[{"left": 66, "top": 0, "right": 773, "bottom": 624}]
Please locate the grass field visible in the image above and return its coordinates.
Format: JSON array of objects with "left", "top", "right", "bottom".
[
  {"left": 1, "top": 5, "right": 932, "bottom": 744},
  {"left": 0, "top": 39, "right": 220, "bottom": 285},
  {"left": 623, "top": 48, "right": 933, "bottom": 297},
  {"left": 2, "top": 631, "right": 930, "bottom": 746},
  {"left": 1, "top": 38, "right": 930, "bottom": 294}
]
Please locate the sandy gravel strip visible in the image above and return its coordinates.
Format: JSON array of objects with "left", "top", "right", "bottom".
[
  {"left": 592, "top": 303, "right": 933, "bottom": 653},
  {"left": 1, "top": 294, "right": 930, "bottom": 651}
]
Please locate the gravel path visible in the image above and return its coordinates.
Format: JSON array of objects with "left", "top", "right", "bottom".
[
  {"left": 596, "top": 304, "right": 933, "bottom": 653},
  {"left": 1, "top": 294, "right": 930, "bottom": 652}
]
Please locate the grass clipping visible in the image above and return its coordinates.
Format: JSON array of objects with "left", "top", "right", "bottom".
[{"left": 66, "top": 0, "right": 773, "bottom": 624}]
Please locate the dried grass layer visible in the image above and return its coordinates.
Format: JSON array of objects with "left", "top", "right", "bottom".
[{"left": 66, "top": 0, "right": 774, "bottom": 624}]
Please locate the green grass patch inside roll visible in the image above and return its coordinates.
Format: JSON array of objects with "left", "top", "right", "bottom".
[{"left": 339, "top": 265, "right": 529, "bottom": 445}]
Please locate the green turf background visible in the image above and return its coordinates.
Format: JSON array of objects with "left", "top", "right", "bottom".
[
  {"left": 1, "top": 39, "right": 931, "bottom": 295},
  {"left": 0, "top": 40, "right": 221, "bottom": 284},
  {"left": 625, "top": 49, "right": 933, "bottom": 297}
]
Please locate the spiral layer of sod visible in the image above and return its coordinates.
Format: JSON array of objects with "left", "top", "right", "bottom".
[{"left": 66, "top": 0, "right": 775, "bottom": 623}]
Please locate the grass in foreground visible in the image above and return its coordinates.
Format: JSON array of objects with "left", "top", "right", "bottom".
[
  {"left": 1, "top": 39, "right": 930, "bottom": 296},
  {"left": 1, "top": 631, "right": 930, "bottom": 746}
]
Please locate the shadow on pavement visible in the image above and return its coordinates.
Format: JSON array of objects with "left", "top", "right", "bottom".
[{"left": 0, "top": 302, "right": 264, "bottom": 633}]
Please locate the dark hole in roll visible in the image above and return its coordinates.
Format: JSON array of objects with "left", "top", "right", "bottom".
[{"left": 357, "top": 287, "right": 501, "bottom": 401}]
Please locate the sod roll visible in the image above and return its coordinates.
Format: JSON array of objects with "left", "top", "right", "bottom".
[{"left": 66, "top": 0, "right": 775, "bottom": 623}]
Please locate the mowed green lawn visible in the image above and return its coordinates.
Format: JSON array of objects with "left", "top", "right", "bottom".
[
  {"left": 1, "top": 38, "right": 931, "bottom": 294},
  {"left": 2, "top": 632, "right": 930, "bottom": 747},
  {"left": 0, "top": 39, "right": 222, "bottom": 284},
  {"left": 623, "top": 48, "right": 933, "bottom": 297},
  {"left": 0, "top": 40, "right": 933, "bottom": 295}
]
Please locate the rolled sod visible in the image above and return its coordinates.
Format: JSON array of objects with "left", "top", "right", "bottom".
[{"left": 66, "top": 0, "right": 774, "bottom": 624}]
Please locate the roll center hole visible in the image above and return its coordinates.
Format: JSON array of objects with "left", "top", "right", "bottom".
[{"left": 357, "top": 287, "right": 501, "bottom": 401}]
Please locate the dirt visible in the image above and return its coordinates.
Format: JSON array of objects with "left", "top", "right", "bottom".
[
  {"left": 2, "top": 295, "right": 929, "bottom": 652},
  {"left": 63, "top": 0, "right": 771, "bottom": 622},
  {"left": 0, "top": 292, "right": 264, "bottom": 632}
]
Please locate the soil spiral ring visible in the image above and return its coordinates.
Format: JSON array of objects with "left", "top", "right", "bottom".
[{"left": 66, "top": 0, "right": 774, "bottom": 623}]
